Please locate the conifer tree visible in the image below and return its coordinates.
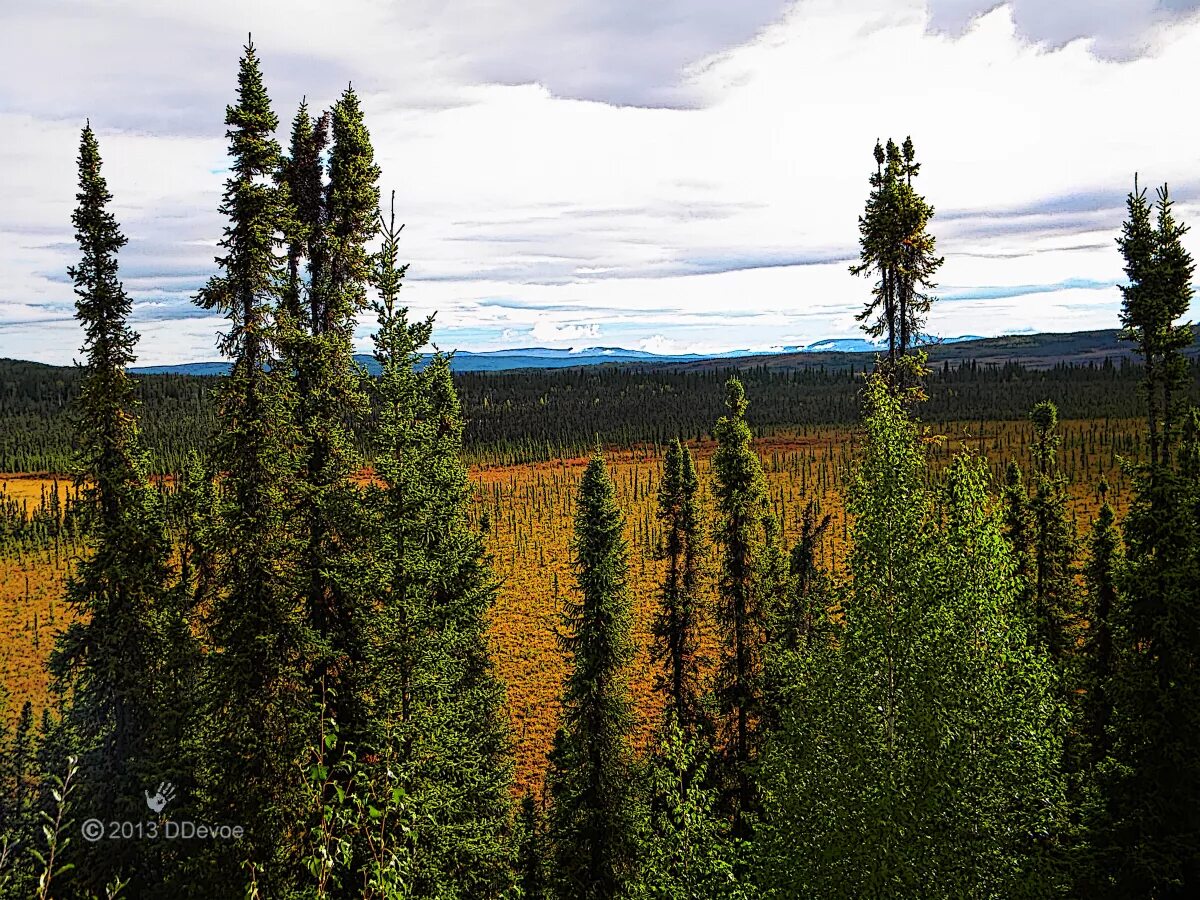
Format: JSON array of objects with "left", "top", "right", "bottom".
[
  {"left": 364, "top": 198, "right": 514, "bottom": 896},
  {"left": 1027, "top": 401, "right": 1083, "bottom": 660},
  {"left": 284, "top": 85, "right": 380, "bottom": 744},
  {"left": 775, "top": 499, "right": 832, "bottom": 656},
  {"left": 1082, "top": 481, "right": 1120, "bottom": 765},
  {"left": 1117, "top": 178, "right": 1195, "bottom": 469},
  {"left": 191, "top": 40, "right": 310, "bottom": 890},
  {"left": 762, "top": 499, "right": 832, "bottom": 733},
  {"left": 516, "top": 794, "right": 548, "bottom": 900},
  {"left": 711, "top": 378, "right": 776, "bottom": 837},
  {"left": 652, "top": 438, "right": 706, "bottom": 735},
  {"left": 1002, "top": 460, "right": 1035, "bottom": 615},
  {"left": 546, "top": 453, "right": 640, "bottom": 900},
  {"left": 850, "top": 137, "right": 943, "bottom": 370},
  {"left": 48, "top": 123, "right": 178, "bottom": 891},
  {"left": 1097, "top": 178, "right": 1200, "bottom": 896}
]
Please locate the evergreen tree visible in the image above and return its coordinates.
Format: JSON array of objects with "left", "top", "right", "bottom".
[
  {"left": 775, "top": 499, "right": 832, "bottom": 656},
  {"left": 762, "top": 499, "right": 832, "bottom": 733},
  {"left": 711, "top": 378, "right": 776, "bottom": 837},
  {"left": 286, "top": 85, "right": 380, "bottom": 745},
  {"left": 364, "top": 197, "right": 514, "bottom": 896},
  {"left": 850, "top": 137, "right": 943, "bottom": 370},
  {"left": 1097, "top": 178, "right": 1199, "bottom": 896},
  {"left": 1002, "top": 460, "right": 1035, "bottom": 616},
  {"left": 48, "top": 123, "right": 178, "bottom": 892},
  {"left": 546, "top": 453, "right": 640, "bottom": 900},
  {"left": 1117, "top": 178, "right": 1196, "bottom": 469},
  {"left": 1082, "top": 481, "right": 1121, "bottom": 765},
  {"left": 652, "top": 438, "right": 707, "bottom": 735},
  {"left": 190, "top": 40, "right": 310, "bottom": 892},
  {"left": 1027, "top": 400, "right": 1083, "bottom": 660},
  {"left": 757, "top": 376, "right": 1064, "bottom": 897},
  {"left": 515, "top": 794, "right": 549, "bottom": 900}
]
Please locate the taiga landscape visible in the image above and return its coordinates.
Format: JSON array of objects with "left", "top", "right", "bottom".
[{"left": 2, "top": 2, "right": 1200, "bottom": 898}]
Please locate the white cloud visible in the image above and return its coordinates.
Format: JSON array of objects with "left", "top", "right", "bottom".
[
  {"left": 529, "top": 321, "right": 602, "bottom": 344},
  {"left": 3, "top": 1, "right": 1200, "bottom": 364}
]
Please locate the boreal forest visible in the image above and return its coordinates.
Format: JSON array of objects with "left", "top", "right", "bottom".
[{"left": 0, "top": 39, "right": 1198, "bottom": 900}]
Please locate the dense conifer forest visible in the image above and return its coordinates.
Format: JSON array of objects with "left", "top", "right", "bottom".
[
  {"left": 4, "top": 356, "right": 1197, "bottom": 472},
  {"left": 1, "top": 40, "right": 1198, "bottom": 900}
]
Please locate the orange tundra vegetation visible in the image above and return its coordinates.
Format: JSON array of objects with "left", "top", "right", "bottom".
[{"left": 0, "top": 418, "right": 1142, "bottom": 794}]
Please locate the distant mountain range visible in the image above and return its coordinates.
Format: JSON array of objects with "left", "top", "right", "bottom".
[{"left": 128, "top": 334, "right": 987, "bottom": 376}]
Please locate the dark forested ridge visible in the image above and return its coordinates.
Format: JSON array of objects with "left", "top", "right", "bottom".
[{"left": 3, "top": 353, "right": 1198, "bottom": 471}]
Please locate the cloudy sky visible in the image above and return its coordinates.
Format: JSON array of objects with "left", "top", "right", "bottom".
[{"left": 3, "top": 0, "right": 1200, "bottom": 365}]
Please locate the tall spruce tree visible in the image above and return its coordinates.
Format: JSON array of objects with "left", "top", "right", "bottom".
[
  {"left": 191, "top": 40, "right": 310, "bottom": 892},
  {"left": 48, "top": 123, "right": 178, "bottom": 892},
  {"left": 1117, "top": 178, "right": 1195, "bottom": 469},
  {"left": 1002, "top": 460, "right": 1035, "bottom": 617},
  {"left": 652, "top": 438, "right": 706, "bottom": 735},
  {"left": 365, "top": 197, "right": 514, "bottom": 896},
  {"left": 710, "top": 378, "right": 778, "bottom": 838},
  {"left": 1027, "top": 400, "right": 1083, "bottom": 661},
  {"left": 1097, "top": 178, "right": 1200, "bottom": 896},
  {"left": 283, "top": 85, "right": 380, "bottom": 745},
  {"left": 1082, "top": 481, "right": 1121, "bottom": 766},
  {"left": 546, "top": 453, "right": 640, "bottom": 900},
  {"left": 757, "top": 376, "right": 1064, "bottom": 897},
  {"left": 850, "top": 137, "right": 943, "bottom": 370}
]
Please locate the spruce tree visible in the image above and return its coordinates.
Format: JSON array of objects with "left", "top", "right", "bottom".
[
  {"left": 1082, "top": 481, "right": 1120, "bottom": 765},
  {"left": 1098, "top": 177, "right": 1200, "bottom": 896},
  {"left": 710, "top": 378, "right": 776, "bottom": 837},
  {"left": 516, "top": 794, "right": 549, "bottom": 900},
  {"left": 284, "top": 85, "right": 380, "bottom": 746},
  {"left": 1117, "top": 178, "right": 1195, "bottom": 469},
  {"left": 1027, "top": 400, "right": 1083, "bottom": 661},
  {"left": 364, "top": 198, "right": 514, "bottom": 896},
  {"left": 850, "top": 137, "right": 943, "bottom": 370},
  {"left": 191, "top": 40, "right": 310, "bottom": 891},
  {"left": 48, "top": 123, "right": 177, "bottom": 892},
  {"left": 1002, "top": 460, "right": 1035, "bottom": 617},
  {"left": 652, "top": 438, "right": 706, "bottom": 735},
  {"left": 546, "top": 453, "right": 640, "bottom": 900}
]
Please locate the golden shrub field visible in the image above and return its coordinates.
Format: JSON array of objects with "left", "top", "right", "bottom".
[{"left": 0, "top": 417, "right": 1143, "bottom": 794}]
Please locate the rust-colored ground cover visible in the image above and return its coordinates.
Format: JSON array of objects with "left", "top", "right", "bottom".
[{"left": 0, "top": 417, "right": 1143, "bottom": 795}]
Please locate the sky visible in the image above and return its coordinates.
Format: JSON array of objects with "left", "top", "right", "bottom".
[{"left": 2, "top": 0, "right": 1200, "bottom": 366}]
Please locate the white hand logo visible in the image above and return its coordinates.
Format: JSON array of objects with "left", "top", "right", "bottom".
[{"left": 144, "top": 782, "right": 176, "bottom": 814}]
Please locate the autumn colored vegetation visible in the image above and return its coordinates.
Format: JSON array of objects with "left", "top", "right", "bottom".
[{"left": 1, "top": 39, "right": 1198, "bottom": 900}]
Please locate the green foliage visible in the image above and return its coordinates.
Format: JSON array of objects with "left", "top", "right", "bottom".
[
  {"left": 850, "top": 137, "right": 944, "bottom": 367},
  {"left": 546, "top": 453, "right": 640, "bottom": 900},
  {"left": 710, "top": 378, "right": 777, "bottom": 835},
  {"left": 282, "top": 84, "right": 381, "bottom": 750},
  {"left": 1026, "top": 400, "right": 1084, "bottom": 660},
  {"left": 633, "top": 712, "right": 742, "bottom": 900},
  {"left": 364, "top": 198, "right": 515, "bottom": 897},
  {"left": 756, "top": 376, "right": 1065, "bottom": 898},
  {"left": 1088, "top": 180, "right": 1200, "bottom": 895},
  {"left": 652, "top": 439, "right": 708, "bottom": 734},
  {"left": 189, "top": 39, "right": 313, "bottom": 893},
  {"left": 297, "top": 698, "right": 418, "bottom": 899},
  {"left": 45, "top": 124, "right": 182, "bottom": 894},
  {"left": 1117, "top": 178, "right": 1197, "bottom": 468}
]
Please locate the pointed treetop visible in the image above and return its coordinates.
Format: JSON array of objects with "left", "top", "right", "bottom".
[{"left": 724, "top": 378, "right": 748, "bottom": 418}]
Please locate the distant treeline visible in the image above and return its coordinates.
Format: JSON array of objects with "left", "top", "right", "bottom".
[{"left": 2, "top": 355, "right": 1197, "bottom": 471}]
